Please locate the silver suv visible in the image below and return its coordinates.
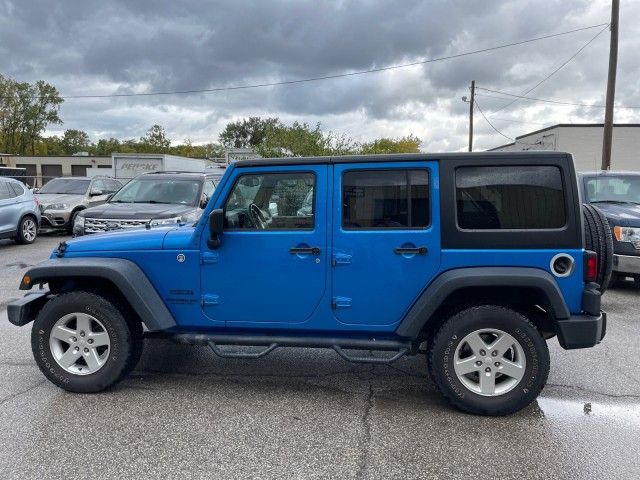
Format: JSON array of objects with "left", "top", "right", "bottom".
[
  {"left": 0, "top": 178, "right": 41, "bottom": 244},
  {"left": 35, "top": 176, "right": 122, "bottom": 233}
]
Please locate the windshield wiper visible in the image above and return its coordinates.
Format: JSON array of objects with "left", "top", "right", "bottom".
[
  {"left": 133, "top": 200, "right": 176, "bottom": 204},
  {"left": 110, "top": 200, "right": 131, "bottom": 203}
]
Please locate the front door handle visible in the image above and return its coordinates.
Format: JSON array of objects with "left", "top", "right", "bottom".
[
  {"left": 394, "top": 246, "right": 428, "bottom": 255},
  {"left": 289, "top": 246, "right": 321, "bottom": 255}
]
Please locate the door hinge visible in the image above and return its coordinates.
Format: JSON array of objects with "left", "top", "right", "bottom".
[
  {"left": 201, "top": 294, "right": 220, "bottom": 307},
  {"left": 332, "top": 296, "right": 352, "bottom": 309},
  {"left": 332, "top": 253, "right": 352, "bottom": 267},
  {"left": 200, "top": 252, "right": 219, "bottom": 264}
]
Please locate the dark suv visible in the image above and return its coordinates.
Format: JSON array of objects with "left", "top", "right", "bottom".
[
  {"left": 580, "top": 171, "right": 640, "bottom": 286},
  {"left": 73, "top": 171, "right": 223, "bottom": 236},
  {"left": 9, "top": 152, "right": 607, "bottom": 416}
]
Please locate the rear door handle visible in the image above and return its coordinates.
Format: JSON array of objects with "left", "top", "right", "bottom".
[
  {"left": 289, "top": 246, "right": 321, "bottom": 255},
  {"left": 394, "top": 246, "right": 428, "bottom": 255}
]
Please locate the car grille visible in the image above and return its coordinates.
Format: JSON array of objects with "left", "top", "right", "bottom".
[{"left": 84, "top": 218, "right": 150, "bottom": 234}]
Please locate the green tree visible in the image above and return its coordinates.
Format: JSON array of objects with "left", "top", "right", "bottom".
[
  {"left": 94, "top": 137, "right": 122, "bottom": 156},
  {"left": 219, "top": 116, "right": 281, "bottom": 148},
  {"left": 360, "top": 135, "right": 421, "bottom": 155},
  {"left": 0, "top": 75, "right": 63, "bottom": 154},
  {"left": 257, "top": 121, "right": 359, "bottom": 158},
  {"left": 140, "top": 124, "right": 170, "bottom": 152},
  {"left": 61, "top": 129, "right": 91, "bottom": 154}
]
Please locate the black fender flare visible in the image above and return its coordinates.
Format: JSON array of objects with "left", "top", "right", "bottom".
[
  {"left": 20, "top": 258, "right": 176, "bottom": 331},
  {"left": 396, "top": 267, "right": 571, "bottom": 338}
]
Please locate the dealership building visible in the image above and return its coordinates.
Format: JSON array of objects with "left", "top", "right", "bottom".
[{"left": 489, "top": 124, "right": 640, "bottom": 171}]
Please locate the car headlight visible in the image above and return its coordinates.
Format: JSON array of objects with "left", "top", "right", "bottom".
[
  {"left": 149, "top": 216, "right": 182, "bottom": 227},
  {"left": 613, "top": 226, "right": 640, "bottom": 248},
  {"left": 74, "top": 215, "right": 85, "bottom": 228},
  {"left": 45, "top": 203, "right": 69, "bottom": 211}
]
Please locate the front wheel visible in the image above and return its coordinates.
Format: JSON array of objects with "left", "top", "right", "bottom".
[
  {"left": 31, "top": 291, "right": 141, "bottom": 392},
  {"left": 428, "top": 305, "right": 550, "bottom": 416},
  {"left": 15, "top": 215, "right": 38, "bottom": 244}
]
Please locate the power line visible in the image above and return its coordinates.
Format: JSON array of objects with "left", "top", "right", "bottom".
[
  {"left": 474, "top": 99, "right": 515, "bottom": 142},
  {"left": 476, "top": 88, "right": 640, "bottom": 109},
  {"left": 490, "top": 117, "right": 548, "bottom": 126},
  {"left": 0, "top": 23, "right": 609, "bottom": 101},
  {"left": 475, "top": 98, "right": 542, "bottom": 146},
  {"left": 487, "top": 23, "right": 610, "bottom": 116}
]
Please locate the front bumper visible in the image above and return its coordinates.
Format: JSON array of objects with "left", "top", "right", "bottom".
[
  {"left": 41, "top": 209, "right": 72, "bottom": 229},
  {"left": 613, "top": 254, "right": 640, "bottom": 275},
  {"left": 7, "top": 291, "right": 50, "bottom": 327},
  {"left": 556, "top": 311, "right": 607, "bottom": 350}
]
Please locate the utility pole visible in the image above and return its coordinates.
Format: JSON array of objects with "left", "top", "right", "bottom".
[
  {"left": 468, "top": 80, "right": 475, "bottom": 152},
  {"left": 601, "top": 0, "right": 619, "bottom": 170}
]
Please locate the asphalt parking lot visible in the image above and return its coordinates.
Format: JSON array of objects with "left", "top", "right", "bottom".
[{"left": 1, "top": 236, "right": 639, "bottom": 479}]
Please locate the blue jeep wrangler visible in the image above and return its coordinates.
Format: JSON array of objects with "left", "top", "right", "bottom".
[{"left": 8, "top": 152, "right": 607, "bottom": 415}]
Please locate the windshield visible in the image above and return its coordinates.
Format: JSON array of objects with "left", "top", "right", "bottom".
[
  {"left": 585, "top": 176, "right": 640, "bottom": 204},
  {"left": 39, "top": 178, "right": 90, "bottom": 195},
  {"left": 110, "top": 178, "right": 201, "bottom": 205}
]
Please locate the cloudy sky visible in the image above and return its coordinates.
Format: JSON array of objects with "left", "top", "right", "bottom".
[{"left": 1, "top": 0, "right": 638, "bottom": 151}]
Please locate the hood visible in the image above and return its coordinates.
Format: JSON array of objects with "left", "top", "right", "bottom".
[
  {"left": 590, "top": 202, "right": 640, "bottom": 227},
  {"left": 54, "top": 227, "right": 175, "bottom": 255},
  {"left": 36, "top": 193, "right": 83, "bottom": 207},
  {"left": 79, "top": 202, "right": 197, "bottom": 220}
]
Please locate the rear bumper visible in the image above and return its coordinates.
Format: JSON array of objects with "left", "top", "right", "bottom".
[
  {"left": 7, "top": 291, "right": 50, "bottom": 326},
  {"left": 556, "top": 311, "right": 606, "bottom": 349},
  {"left": 613, "top": 254, "right": 640, "bottom": 275}
]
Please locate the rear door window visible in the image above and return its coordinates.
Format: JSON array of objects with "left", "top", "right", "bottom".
[
  {"left": 342, "top": 169, "right": 429, "bottom": 229},
  {"left": 0, "top": 181, "right": 13, "bottom": 200},
  {"left": 456, "top": 166, "right": 565, "bottom": 230}
]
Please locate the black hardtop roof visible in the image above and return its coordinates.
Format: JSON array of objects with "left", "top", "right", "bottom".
[{"left": 234, "top": 151, "right": 571, "bottom": 167}]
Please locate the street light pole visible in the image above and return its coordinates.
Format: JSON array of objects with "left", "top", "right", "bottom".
[{"left": 601, "top": 0, "right": 619, "bottom": 171}]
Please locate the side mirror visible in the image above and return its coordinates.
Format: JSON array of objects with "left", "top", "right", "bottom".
[
  {"left": 90, "top": 189, "right": 103, "bottom": 197},
  {"left": 207, "top": 208, "right": 224, "bottom": 249},
  {"left": 200, "top": 195, "right": 209, "bottom": 209},
  {"left": 33, "top": 188, "right": 39, "bottom": 193}
]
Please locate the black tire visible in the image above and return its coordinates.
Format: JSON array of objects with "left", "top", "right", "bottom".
[
  {"left": 582, "top": 203, "right": 614, "bottom": 292},
  {"left": 31, "top": 291, "right": 141, "bottom": 393},
  {"left": 67, "top": 209, "right": 82, "bottom": 234},
  {"left": 15, "top": 214, "right": 38, "bottom": 244},
  {"left": 428, "top": 305, "right": 550, "bottom": 416}
]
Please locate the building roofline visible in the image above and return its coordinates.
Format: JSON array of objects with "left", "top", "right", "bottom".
[{"left": 487, "top": 123, "right": 640, "bottom": 151}]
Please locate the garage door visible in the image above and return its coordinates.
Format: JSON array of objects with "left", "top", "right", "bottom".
[{"left": 41, "top": 164, "right": 63, "bottom": 185}]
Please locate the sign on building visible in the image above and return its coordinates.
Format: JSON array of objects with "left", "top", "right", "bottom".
[{"left": 225, "top": 148, "right": 261, "bottom": 164}]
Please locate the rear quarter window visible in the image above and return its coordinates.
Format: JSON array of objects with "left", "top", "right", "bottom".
[{"left": 456, "top": 166, "right": 566, "bottom": 230}]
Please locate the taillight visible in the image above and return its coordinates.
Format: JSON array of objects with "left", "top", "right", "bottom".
[{"left": 584, "top": 250, "right": 598, "bottom": 283}]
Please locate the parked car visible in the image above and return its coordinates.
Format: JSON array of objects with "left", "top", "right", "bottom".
[
  {"left": 35, "top": 176, "right": 122, "bottom": 233},
  {"left": 0, "top": 177, "right": 40, "bottom": 244},
  {"left": 9, "top": 152, "right": 607, "bottom": 416},
  {"left": 73, "top": 171, "right": 222, "bottom": 236},
  {"left": 579, "top": 171, "right": 640, "bottom": 287}
]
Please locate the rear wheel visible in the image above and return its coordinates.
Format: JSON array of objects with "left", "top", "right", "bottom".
[
  {"left": 15, "top": 215, "right": 38, "bottom": 244},
  {"left": 428, "top": 305, "right": 550, "bottom": 416},
  {"left": 31, "top": 291, "right": 141, "bottom": 392}
]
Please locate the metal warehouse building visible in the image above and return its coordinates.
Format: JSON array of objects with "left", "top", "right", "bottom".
[{"left": 489, "top": 124, "right": 640, "bottom": 171}]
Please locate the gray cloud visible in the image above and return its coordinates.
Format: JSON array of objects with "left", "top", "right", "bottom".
[{"left": 1, "top": 0, "right": 638, "bottom": 151}]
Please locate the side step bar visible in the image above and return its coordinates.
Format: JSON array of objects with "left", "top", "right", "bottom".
[{"left": 169, "top": 333, "right": 416, "bottom": 365}]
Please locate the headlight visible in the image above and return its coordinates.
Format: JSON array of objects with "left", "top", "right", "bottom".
[
  {"left": 45, "top": 203, "right": 69, "bottom": 211},
  {"left": 149, "top": 216, "right": 182, "bottom": 227},
  {"left": 613, "top": 226, "right": 640, "bottom": 243}
]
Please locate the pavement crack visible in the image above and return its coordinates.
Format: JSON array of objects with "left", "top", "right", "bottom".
[
  {"left": 0, "top": 379, "right": 47, "bottom": 409},
  {"left": 355, "top": 380, "right": 375, "bottom": 480},
  {"left": 546, "top": 382, "right": 640, "bottom": 400}
]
